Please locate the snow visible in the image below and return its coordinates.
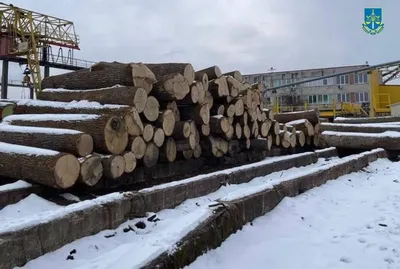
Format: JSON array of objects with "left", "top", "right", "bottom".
[
  {"left": 60, "top": 193, "right": 81, "bottom": 202},
  {"left": 322, "top": 130, "right": 400, "bottom": 138},
  {"left": 13, "top": 99, "right": 127, "bottom": 109},
  {"left": 2, "top": 113, "right": 100, "bottom": 123},
  {"left": 0, "top": 194, "right": 62, "bottom": 221},
  {"left": 0, "top": 124, "right": 82, "bottom": 134},
  {"left": 0, "top": 192, "right": 124, "bottom": 234},
  {"left": 0, "top": 142, "right": 61, "bottom": 156},
  {"left": 0, "top": 180, "right": 31, "bottom": 192},
  {"left": 212, "top": 115, "right": 223, "bottom": 119},
  {"left": 140, "top": 151, "right": 317, "bottom": 193},
  {"left": 186, "top": 158, "right": 400, "bottom": 269},
  {"left": 335, "top": 116, "right": 400, "bottom": 122},
  {"left": 17, "top": 157, "right": 335, "bottom": 269},
  {"left": 42, "top": 85, "right": 123, "bottom": 93},
  {"left": 322, "top": 122, "right": 400, "bottom": 129}
]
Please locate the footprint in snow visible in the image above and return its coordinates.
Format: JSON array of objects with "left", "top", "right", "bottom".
[
  {"left": 379, "top": 245, "right": 388, "bottom": 251},
  {"left": 340, "top": 257, "right": 352, "bottom": 263},
  {"left": 384, "top": 257, "right": 394, "bottom": 264},
  {"left": 357, "top": 238, "right": 366, "bottom": 244}
]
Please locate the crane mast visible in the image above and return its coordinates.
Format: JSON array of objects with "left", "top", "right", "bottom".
[{"left": 0, "top": 2, "right": 80, "bottom": 94}]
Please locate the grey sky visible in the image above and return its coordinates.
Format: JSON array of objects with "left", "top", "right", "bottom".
[{"left": 2, "top": 0, "right": 399, "bottom": 98}]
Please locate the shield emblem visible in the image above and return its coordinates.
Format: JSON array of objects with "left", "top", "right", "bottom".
[{"left": 362, "top": 8, "right": 384, "bottom": 34}]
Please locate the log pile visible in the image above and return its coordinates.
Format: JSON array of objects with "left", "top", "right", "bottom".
[
  {"left": 319, "top": 119, "right": 400, "bottom": 151},
  {"left": 0, "top": 61, "right": 322, "bottom": 190}
]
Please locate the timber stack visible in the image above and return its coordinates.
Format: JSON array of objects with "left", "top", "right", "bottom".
[
  {"left": 0, "top": 61, "right": 321, "bottom": 190},
  {"left": 318, "top": 116, "right": 400, "bottom": 151}
]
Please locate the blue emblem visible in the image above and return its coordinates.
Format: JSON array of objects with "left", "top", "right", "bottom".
[{"left": 362, "top": 8, "right": 384, "bottom": 35}]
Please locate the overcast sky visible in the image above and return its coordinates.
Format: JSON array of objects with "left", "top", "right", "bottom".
[{"left": 2, "top": 0, "right": 399, "bottom": 98}]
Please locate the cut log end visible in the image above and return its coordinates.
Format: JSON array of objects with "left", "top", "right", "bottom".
[
  {"left": 104, "top": 116, "right": 129, "bottom": 154},
  {"left": 54, "top": 154, "right": 81, "bottom": 188},
  {"left": 102, "top": 155, "right": 125, "bottom": 179},
  {"left": 78, "top": 155, "right": 103, "bottom": 186},
  {"left": 161, "top": 137, "right": 177, "bottom": 162},
  {"left": 143, "top": 96, "right": 160, "bottom": 122},
  {"left": 76, "top": 134, "right": 94, "bottom": 157},
  {"left": 123, "top": 151, "right": 137, "bottom": 173},
  {"left": 143, "top": 142, "right": 159, "bottom": 167},
  {"left": 130, "top": 136, "right": 146, "bottom": 159}
]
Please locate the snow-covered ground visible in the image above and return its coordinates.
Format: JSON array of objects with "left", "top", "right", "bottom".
[
  {"left": 186, "top": 158, "right": 400, "bottom": 269},
  {"left": 16, "top": 157, "right": 336, "bottom": 269}
]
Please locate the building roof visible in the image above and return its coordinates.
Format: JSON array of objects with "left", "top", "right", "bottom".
[{"left": 243, "top": 64, "right": 369, "bottom": 77}]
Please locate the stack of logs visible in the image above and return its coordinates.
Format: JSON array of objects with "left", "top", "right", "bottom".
[
  {"left": 0, "top": 61, "right": 321, "bottom": 190},
  {"left": 319, "top": 115, "right": 400, "bottom": 151}
]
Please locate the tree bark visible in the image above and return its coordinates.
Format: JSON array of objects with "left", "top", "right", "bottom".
[
  {"left": 145, "top": 63, "right": 195, "bottom": 83},
  {"left": 210, "top": 104, "right": 225, "bottom": 115},
  {"left": 296, "top": 131, "right": 306, "bottom": 147},
  {"left": 273, "top": 108, "right": 320, "bottom": 125},
  {"left": 143, "top": 142, "right": 159, "bottom": 167},
  {"left": 129, "top": 136, "right": 146, "bottom": 159},
  {"left": 3, "top": 114, "right": 128, "bottom": 154},
  {"left": 0, "top": 142, "right": 80, "bottom": 188},
  {"left": 177, "top": 83, "right": 199, "bottom": 104},
  {"left": 11, "top": 99, "right": 131, "bottom": 115},
  {"left": 250, "top": 138, "right": 272, "bottom": 151},
  {"left": 321, "top": 122, "right": 400, "bottom": 133},
  {"left": 209, "top": 116, "right": 230, "bottom": 134},
  {"left": 38, "top": 86, "right": 148, "bottom": 112},
  {"left": 0, "top": 125, "right": 93, "bottom": 157},
  {"left": 172, "top": 121, "right": 191, "bottom": 139},
  {"left": 159, "top": 137, "right": 177, "bottom": 163},
  {"left": 101, "top": 154, "right": 125, "bottom": 179},
  {"left": 0, "top": 101, "right": 14, "bottom": 120},
  {"left": 195, "top": 72, "right": 209, "bottom": 91},
  {"left": 223, "top": 70, "right": 243, "bottom": 83},
  {"left": 195, "top": 66, "right": 222, "bottom": 80},
  {"left": 176, "top": 134, "right": 196, "bottom": 151},
  {"left": 41, "top": 62, "right": 157, "bottom": 93},
  {"left": 319, "top": 131, "right": 400, "bottom": 150},
  {"left": 179, "top": 103, "right": 210, "bottom": 125},
  {"left": 78, "top": 155, "right": 103, "bottom": 186},
  {"left": 286, "top": 119, "right": 315, "bottom": 136}
]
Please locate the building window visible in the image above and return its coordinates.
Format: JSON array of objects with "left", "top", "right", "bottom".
[
  {"left": 337, "top": 75, "right": 349, "bottom": 85},
  {"left": 308, "top": 95, "right": 313, "bottom": 104},
  {"left": 323, "top": 79, "right": 328, "bottom": 85},
  {"left": 355, "top": 73, "right": 368, "bottom": 84},
  {"left": 273, "top": 79, "right": 281, "bottom": 87},
  {"left": 323, "top": 94, "right": 328, "bottom": 103}
]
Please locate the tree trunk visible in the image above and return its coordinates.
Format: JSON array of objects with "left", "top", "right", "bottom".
[
  {"left": 101, "top": 154, "right": 125, "bottom": 179},
  {"left": 179, "top": 103, "right": 210, "bottom": 125},
  {"left": 122, "top": 151, "right": 137, "bottom": 173},
  {"left": 3, "top": 114, "right": 128, "bottom": 154},
  {"left": 260, "top": 122, "right": 270, "bottom": 137},
  {"left": 226, "top": 76, "right": 240, "bottom": 97},
  {"left": 0, "top": 125, "right": 93, "bottom": 157},
  {"left": 181, "top": 150, "right": 193, "bottom": 160},
  {"left": 250, "top": 138, "right": 272, "bottom": 151},
  {"left": 143, "top": 142, "right": 159, "bottom": 167},
  {"left": 11, "top": 99, "right": 131, "bottom": 115},
  {"left": 321, "top": 122, "right": 400, "bottom": 133},
  {"left": 41, "top": 62, "right": 157, "bottom": 93},
  {"left": 172, "top": 121, "right": 191, "bottom": 139},
  {"left": 124, "top": 107, "right": 144, "bottom": 136},
  {"left": 223, "top": 70, "right": 243, "bottom": 83},
  {"left": 333, "top": 115, "right": 400, "bottom": 124},
  {"left": 195, "top": 72, "right": 209, "bottom": 92},
  {"left": 243, "top": 124, "right": 251, "bottom": 139},
  {"left": 176, "top": 134, "right": 196, "bottom": 151},
  {"left": 154, "top": 109, "right": 176, "bottom": 136},
  {"left": 201, "top": 124, "right": 210, "bottom": 136},
  {"left": 129, "top": 136, "right": 146, "bottom": 159},
  {"left": 38, "top": 86, "right": 148, "bottom": 112},
  {"left": 153, "top": 128, "right": 165, "bottom": 147},
  {"left": 224, "top": 125, "right": 234, "bottom": 140},
  {"left": 235, "top": 122, "right": 242, "bottom": 139},
  {"left": 177, "top": 83, "right": 199, "bottom": 104},
  {"left": 151, "top": 73, "right": 190, "bottom": 101},
  {"left": 145, "top": 63, "right": 195, "bottom": 83},
  {"left": 209, "top": 116, "right": 230, "bottom": 134},
  {"left": 200, "top": 136, "right": 223, "bottom": 157},
  {"left": 210, "top": 104, "right": 225, "bottom": 115},
  {"left": 197, "top": 81, "right": 207, "bottom": 104},
  {"left": 286, "top": 119, "right": 315, "bottom": 136},
  {"left": 195, "top": 66, "right": 222, "bottom": 80},
  {"left": 234, "top": 98, "right": 244, "bottom": 116},
  {"left": 273, "top": 134, "right": 281, "bottom": 146},
  {"left": 314, "top": 122, "right": 321, "bottom": 134},
  {"left": 78, "top": 155, "right": 103, "bottom": 186},
  {"left": 209, "top": 77, "right": 229, "bottom": 99},
  {"left": 159, "top": 137, "right": 177, "bottom": 163},
  {"left": 0, "top": 101, "right": 14, "bottom": 120},
  {"left": 224, "top": 103, "right": 236, "bottom": 118},
  {"left": 296, "top": 131, "right": 306, "bottom": 147},
  {"left": 0, "top": 142, "right": 80, "bottom": 188},
  {"left": 143, "top": 96, "right": 160, "bottom": 122},
  {"left": 164, "top": 101, "right": 181, "bottom": 122},
  {"left": 143, "top": 124, "right": 154, "bottom": 142},
  {"left": 193, "top": 144, "right": 202, "bottom": 158},
  {"left": 319, "top": 131, "right": 400, "bottom": 150},
  {"left": 273, "top": 108, "right": 320, "bottom": 125}
]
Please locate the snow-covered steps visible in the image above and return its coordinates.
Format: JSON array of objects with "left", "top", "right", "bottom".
[
  {"left": 140, "top": 149, "right": 387, "bottom": 269},
  {"left": 0, "top": 148, "right": 338, "bottom": 269}
]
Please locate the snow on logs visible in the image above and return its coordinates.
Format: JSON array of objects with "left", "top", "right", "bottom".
[
  {"left": 0, "top": 142, "right": 80, "bottom": 189},
  {"left": 2, "top": 114, "right": 128, "bottom": 154},
  {"left": 0, "top": 61, "right": 326, "bottom": 190}
]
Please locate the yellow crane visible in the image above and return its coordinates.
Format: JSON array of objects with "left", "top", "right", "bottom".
[{"left": 0, "top": 2, "right": 80, "bottom": 94}]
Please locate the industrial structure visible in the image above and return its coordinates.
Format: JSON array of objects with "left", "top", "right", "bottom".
[
  {"left": 0, "top": 2, "right": 94, "bottom": 98},
  {"left": 243, "top": 61, "right": 400, "bottom": 119}
]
